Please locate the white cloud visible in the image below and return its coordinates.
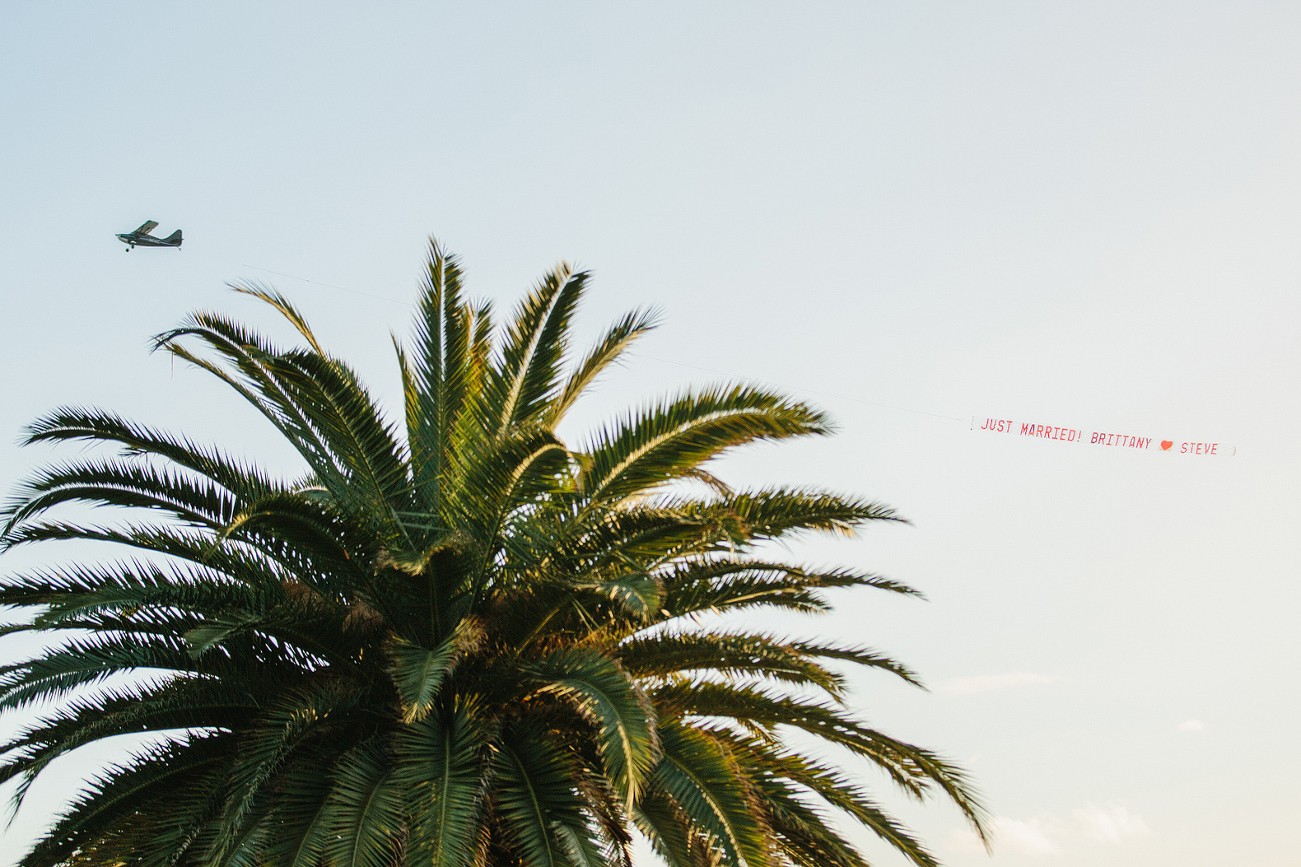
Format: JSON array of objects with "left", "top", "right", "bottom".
[
  {"left": 994, "top": 816, "right": 1062, "bottom": 855},
  {"left": 947, "top": 815, "right": 1062, "bottom": 856},
  {"left": 948, "top": 804, "right": 1149, "bottom": 857},
  {"left": 1176, "top": 719, "right": 1206, "bottom": 732},
  {"left": 945, "top": 827, "right": 988, "bottom": 855},
  {"left": 1073, "top": 803, "right": 1149, "bottom": 843},
  {"left": 936, "top": 672, "right": 1056, "bottom": 695}
]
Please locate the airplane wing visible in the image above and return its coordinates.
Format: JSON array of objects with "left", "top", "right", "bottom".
[{"left": 133, "top": 221, "right": 159, "bottom": 235}]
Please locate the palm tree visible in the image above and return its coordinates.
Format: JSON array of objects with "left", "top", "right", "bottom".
[{"left": 0, "top": 241, "right": 987, "bottom": 867}]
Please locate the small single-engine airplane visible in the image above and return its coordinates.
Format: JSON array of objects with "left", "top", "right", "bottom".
[{"left": 116, "top": 221, "right": 182, "bottom": 251}]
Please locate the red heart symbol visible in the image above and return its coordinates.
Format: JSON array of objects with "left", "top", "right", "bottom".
[{"left": 1160, "top": 440, "right": 1173, "bottom": 451}]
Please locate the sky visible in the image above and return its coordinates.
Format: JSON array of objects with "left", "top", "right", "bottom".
[{"left": 1, "top": 2, "right": 1299, "bottom": 865}]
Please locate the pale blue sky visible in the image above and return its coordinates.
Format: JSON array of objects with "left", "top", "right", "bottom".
[{"left": 2, "top": 3, "right": 1299, "bottom": 865}]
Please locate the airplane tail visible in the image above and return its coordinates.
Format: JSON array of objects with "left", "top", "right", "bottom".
[{"left": 164, "top": 229, "right": 183, "bottom": 245}]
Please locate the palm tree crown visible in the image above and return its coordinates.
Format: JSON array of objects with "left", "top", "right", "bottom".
[{"left": 0, "top": 241, "right": 987, "bottom": 867}]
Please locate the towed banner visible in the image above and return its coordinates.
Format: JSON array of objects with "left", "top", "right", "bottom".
[{"left": 972, "top": 417, "right": 1235, "bottom": 456}]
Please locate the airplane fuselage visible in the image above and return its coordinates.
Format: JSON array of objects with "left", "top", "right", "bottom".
[
  {"left": 117, "top": 224, "right": 182, "bottom": 250},
  {"left": 117, "top": 233, "right": 181, "bottom": 248}
]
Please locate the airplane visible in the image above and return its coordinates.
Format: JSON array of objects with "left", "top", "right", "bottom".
[{"left": 116, "top": 221, "right": 182, "bottom": 251}]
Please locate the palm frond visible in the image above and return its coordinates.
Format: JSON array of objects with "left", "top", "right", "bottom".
[
  {"left": 20, "top": 734, "right": 231, "bottom": 867},
  {"left": 486, "top": 264, "right": 587, "bottom": 435},
  {"left": 395, "top": 700, "right": 487, "bottom": 867},
  {"left": 318, "top": 738, "right": 408, "bottom": 867},
  {"left": 528, "top": 647, "right": 658, "bottom": 805},
  {"left": 577, "top": 385, "right": 830, "bottom": 506},
  {"left": 648, "top": 723, "right": 770, "bottom": 867},
  {"left": 388, "top": 619, "right": 482, "bottom": 724},
  {"left": 492, "top": 722, "right": 589, "bottom": 867},
  {"left": 546, "top": 308, "right": 660, "bottom": 426}
]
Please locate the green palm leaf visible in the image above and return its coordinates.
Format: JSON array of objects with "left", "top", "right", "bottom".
[
  {"left": 491, "top": 723, "right": 587, "bottom": 867},
  {"left": 577, "top": 385, "right": 829, "bottom": 505},
  {"left": 528, "top": 647, "right": 658, "bottom": 805},
  {"left": 649, "top": 723, "right": 770, "bottom": 867},
  {"left": 318, "top": 739, "right": 408, "bottom": 867},
  {"left": 395, "top": 700, "right": 486, "bottom": 867}
]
